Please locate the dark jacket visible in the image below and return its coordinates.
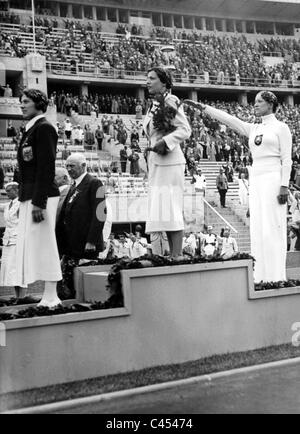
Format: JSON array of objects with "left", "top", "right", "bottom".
[
  {"left": 56, "top": 173, "right": 106, "bottom": 259},
  {"left": 17, "top": 117, "right": 59, "bottom": 208},
  {"left": 119, "top": 149, "right": 128, "bottom": 162}
]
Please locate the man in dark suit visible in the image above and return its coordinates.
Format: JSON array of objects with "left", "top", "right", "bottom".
[
  {"left": 56, "top": 153, "right": 106, "bottom": 260},
  {"left": 216, "top": 167, "right": 229, "bottom": 208},
  {"left": 119, "top": 145, "right": 128, "bottom": 173},
  {"left": 16, "top": 88, "right": 62, "bottom": 307}
]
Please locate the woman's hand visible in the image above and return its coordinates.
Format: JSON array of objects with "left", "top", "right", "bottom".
[
  {"left": 151, "top": 139, "right": 169, "bottom": 155},
  {"left": 278, "top": 186, "right": 289, "bottom": 205},
  {"left": 184, "top": 99, "right": 206, "bottom": 111},
  {"left": 32, "top": 205, "right": 45, "bottom": 223}
]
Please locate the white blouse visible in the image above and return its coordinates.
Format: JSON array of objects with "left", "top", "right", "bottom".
[{"left": 204, "top": 106, "right": 292, "bottom": 187}]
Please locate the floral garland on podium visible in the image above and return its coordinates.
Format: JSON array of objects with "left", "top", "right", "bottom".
[{"left": 2, "top": 253, "right": 298, "bottom": 321}]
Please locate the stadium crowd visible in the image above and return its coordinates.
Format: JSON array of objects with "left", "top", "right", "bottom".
[
  {"left": 51, "top": 91, "right": 148, "bottom": 116},
  {"left": 1, "top": 21, "right": 300, "bottom": 86}
]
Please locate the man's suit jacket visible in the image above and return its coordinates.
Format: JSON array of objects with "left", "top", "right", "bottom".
[
  {"left": 142, "top": 93, "right": 191, "bottom": 166},
  {"left": 56, "top": 173, "right": 106, "bottom": 259},
  {"left": 216, "top": 174, "right": 229, "bottom": 190},
  {"left": 17, "top": 117, "right": 59, "bottom": 208}
]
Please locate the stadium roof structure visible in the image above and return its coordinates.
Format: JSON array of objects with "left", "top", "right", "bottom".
[
  {"left": 169, "top": 0, "right": 300, "bottom": 21},
  {"left": 91, "top": 0, "right": 300, "bottom": 21}
]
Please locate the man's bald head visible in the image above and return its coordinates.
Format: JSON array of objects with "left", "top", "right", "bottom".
[{"left": 65, "top": 153, "right": 87, "bottom": 180}]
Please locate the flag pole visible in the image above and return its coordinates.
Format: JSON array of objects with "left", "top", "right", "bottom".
[{"left": 31, "top": 0, "right": 36, "bottom": 54}]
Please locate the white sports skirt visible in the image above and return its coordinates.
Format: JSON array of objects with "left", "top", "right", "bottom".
[
  {"left": 146, "top": 163, "right": 185, "bottom": 233},
  {"left": 15, "top": 197, "right": 62, "bottom": 286}
]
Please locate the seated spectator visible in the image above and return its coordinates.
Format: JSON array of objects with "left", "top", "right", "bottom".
[
  {"left": 116, "top": 233, "right": 132, "bottom": 258},
  {"left": 182, "top": 232, "right": 197, "bottom": 256},
  {"left": 202, "top": 225, "right": 218, "bottom": 258},
  {"left": 219, "top": 227, "right": 238, "bottom": 259}
]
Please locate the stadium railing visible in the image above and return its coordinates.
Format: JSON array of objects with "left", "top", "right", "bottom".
[{"left": 45, "top": 61, "right": 300, "bottom": 88}]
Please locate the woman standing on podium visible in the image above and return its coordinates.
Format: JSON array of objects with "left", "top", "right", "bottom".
[{"left": 185, "top": 91, "right": 292, "bottom": 283}]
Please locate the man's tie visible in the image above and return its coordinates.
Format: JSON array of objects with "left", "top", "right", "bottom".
[
  {"left": 9, "top": 200, "right": 13, "bottom": 209},
  {"left": 67, "top": 182, "right": 76, "bottom": 201}
]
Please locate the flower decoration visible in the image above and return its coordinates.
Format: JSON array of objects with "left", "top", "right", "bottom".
[{"left": 151, "top": 92, "right": 182, "bottom": 134}]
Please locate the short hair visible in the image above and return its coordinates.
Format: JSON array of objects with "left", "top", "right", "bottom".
[
  {"left": 148, "top": 67, "right": 173, "bottom": 90},
  {"left": 66, "top": 152, "right": 87, "bottom": 166},
  {"left": 5, "top": 181, "right": 18, "bottom": 191},
  {"left": 20, "top": 88, "right": 49, "bottom": 113},
  {"left": 258, "top": 91, "right": 279, "bottom": 113}
]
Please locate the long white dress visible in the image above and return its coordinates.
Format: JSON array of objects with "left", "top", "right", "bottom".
[{"left": 204, "top": 106, "right": 292, "bottom": 283}]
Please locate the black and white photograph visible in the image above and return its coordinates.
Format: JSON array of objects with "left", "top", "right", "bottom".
[{"left": 1, "top": 0, "right": 300, "bottom": 418}]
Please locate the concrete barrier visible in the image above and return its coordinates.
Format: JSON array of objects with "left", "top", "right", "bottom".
[{"left": 1, "top": 259, "right": 300, "bottom": 394}]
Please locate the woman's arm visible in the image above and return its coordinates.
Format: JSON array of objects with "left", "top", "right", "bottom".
[{"left": 184, "top": 100, "right": 252, "bottom": 138}]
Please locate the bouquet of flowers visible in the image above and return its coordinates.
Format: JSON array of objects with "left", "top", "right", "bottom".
[
  {"left": 152, "top": 92, "right": 182, "bottom": 135},
  {"left": 144, "top": 92, "right": 182, "bottom": 158}
]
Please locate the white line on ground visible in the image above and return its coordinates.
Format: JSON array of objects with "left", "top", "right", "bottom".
[{"left": 3, "top": 356, "right": 300, "bottom": 414}]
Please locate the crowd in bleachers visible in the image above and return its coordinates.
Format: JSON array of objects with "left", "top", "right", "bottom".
[
  {"left": 3, "top": 98, "right": 300, "bottom": 189},
  {"left": 51, "top": 91, "right": 148, "bottom": 116},
  {"left": 1, "top": 20, "right": 300, "bottom": 86},
  {"left": 0, "top": 12, "right": 20, "bottom": 24}
]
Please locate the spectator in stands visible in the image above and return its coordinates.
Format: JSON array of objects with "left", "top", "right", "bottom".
[
  {"left": 202, "top": 225, "right": 218, "bottom": 258},
  {"left": 130, "top": 225, "right": 150, "bottom": 258},
  {"left": 116, "top": 233, "right": 132, "bottom": 258},
  {"left": 185, "top": 90, "right": 292, "bottom": 283},
  {"left": 84, "top": 124, "right": 95, "bottom": 150},
  {"left": 223, "top": 161, "right": 234, "bottom": 182},
  {"left": 120, "top": 145, "right": 128, "bottom": 173},
  {"left": 7, "top": 120, "right": 17, "bottom": 138},
  {"left": 61, "top": 143, "right": 71, "bottom": 161},
  {"left": 64, "top": 118, "right": 72, "bottom": 140},
  {"left": 219, "top": 227, "right": 238, "bottom": 259},
  {"left": 290, "top": 191, "right": 300, "bottom": 223},
  {"left": 72, "top": 124, "right": 84, "bottom": 146},
  {"left": 130, "top": 137, "right": 141, "bottom": 152},
  {"left": 128, "top": 149, "right": 140, "bottom": 176},
  {"left": 116, "top": 124, "right": 128, "bottom": 146},
  {"left": 95, "top": 125, "right": 104, "bottom": 150},
  {"left": 182, "top": 232, "right": 197, "bottom": 256},
  {"left": 3, "top": 84, "right": 12, "bottom": 97},
  {"left": 216, "top": 167, "right": 229, "bottom": 208},
  {"left": 191, "top": 167, "right": 206, "bottom": 196},
  {"left": 135, "top": 100, "right": 143, "bottom": 119},
  {"left": 130, "top": 127, "right": 139, "bottom": 144},
  {"left": 236, "top": 172, "right": 249, "bottom": 206},
  {"left": 0, "top": 182, "right": 28, "bottom": 299},
  {"left": 0, "top": 161, "right": 4, "bottom": 189},
  {"left": 144, "top": 67, "right": 191, "bottom": 258},
  {"left": 16, "top": 88, "right": 62, "bottom": 308},
  {"left": 289, "top": 221, "right": 300, "bottom": 252},
  {"left": 19, "top": 121, "right": 26, "bottom": 135}
]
